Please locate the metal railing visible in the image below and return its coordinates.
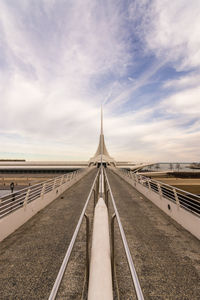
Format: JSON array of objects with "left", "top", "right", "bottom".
[
  {"left": 0, "top": 169, "right": 90, "bottom": 219},
  {"left": 114, "top": 168, "right": 200, "bottom": 217},
  {"left": 104, "top": 168, "right": 144, "bottom": 300},
  {"left": 48, "top": 166, "right": 145, "bottom": 299},
  {"left": 88, "top": 166, "right": 113, "bottom": 300},
  {"left": 48, "top": 169, "right": 99, "bottom": 300}
]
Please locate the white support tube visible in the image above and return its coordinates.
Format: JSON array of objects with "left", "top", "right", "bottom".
[
  {"left": 99, "top": 168, "right": 104, "bottom": 197},
  {"left": 88, "top": 198, "right": 113, "bottom": 300}
]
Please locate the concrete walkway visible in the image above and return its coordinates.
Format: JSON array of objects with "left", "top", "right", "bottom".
[
  {"left": 0, "top": 169, "right": 97, "bottom": 300},
  {"left": 107, "top": 170, "right": 200, "bottom": 300}
]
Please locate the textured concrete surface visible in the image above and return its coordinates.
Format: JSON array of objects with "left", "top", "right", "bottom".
[
  {"left": 0, "top": 169, "right": 97, "bottom": 300},
  {"left": 56, "top": 186, "right": 95, "bottom": 300},
  {"left": 107, "top": 169, "right": 200, "bottom": 300},
  {"left": 1, "top": 167, "right": 199, "bottom": 300}
]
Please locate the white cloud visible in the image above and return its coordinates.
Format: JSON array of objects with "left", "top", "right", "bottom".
[
  {"left": 137, "top": 0, "right": 200, "bottom": 71},
  {"left": 163, "top": 73, "right": 200, "bottom": 89},
  {"left": 0, "top": 1, "right": 131, "bottom": 151},
  {"left": 0, "top": 0, "right": 199, "bottom": 162},
  {"left": 161, "top": 86, "right": 200, "bottom": 116}
]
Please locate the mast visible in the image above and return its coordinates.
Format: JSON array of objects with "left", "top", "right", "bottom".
[
  {"left": 101, "top": 105, "right": 103, "bottom": 166},
  {"left": 89, "top": 106, "right": 115, "bottom": 166},
  {"left": 101, "top": 105, "right": 103, "bottom": 135}
]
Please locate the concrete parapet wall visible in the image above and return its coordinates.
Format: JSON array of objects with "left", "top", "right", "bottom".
[
  {"left": 0, "top": 169, "right": 92, "bottom": 242},
  {"left": 112, "top": 169, "right": 200, "bottom": 240}
]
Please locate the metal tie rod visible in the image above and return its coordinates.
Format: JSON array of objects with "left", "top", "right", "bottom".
[
  {"left": 104, "top": 170, "right": 144, "bottom": 300},
  {"left": 48, "top": 170, "right": 99, "bottom": 300}
]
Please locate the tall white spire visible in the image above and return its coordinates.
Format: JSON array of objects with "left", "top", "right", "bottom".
[
  {"left": 101, "top": 105, "right": 103, "bottom": 135},
  {"left": 88, "top": 106, "right": 116, "bottom": 166},
  {"left": 93, "top": 107, "right": 110, "bottom": 157}
]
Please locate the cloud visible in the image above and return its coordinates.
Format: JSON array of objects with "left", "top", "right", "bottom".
[
  {"left": 0, "top": 1, "right": 130, "bottom": 144},
  {"left": 163, "top": 73, "right": 200, "bottom": 89},
  {"left": 135, "top": 0, "right": 200, "bottom": 71},
  {"left": 161, "top": 86, "right": 200, "bottom": 116},
  {"left": 0, "top": 0, "right": 199, "bottom": 162}
]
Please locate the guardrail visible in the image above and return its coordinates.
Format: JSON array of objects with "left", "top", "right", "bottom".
[
  {"left": 88, "top": 167, "right": 113, "bottom": 300},
  {"left": 104, "top": 168, "right": 144, "bottom": 300},
  {"left": 118, "top": 169, "right": 200, "bottom": 217},
  {"left": 48, "top": 169, "right": 99, "bottom": 300},
  {"left": 0, "top": 169, "right": 89, "bottom": 220},
  {"left": 110, "top": 167, "right": 200, "bottom": 240},
  {"left": 48, "top": 166, "right": 145, "bottom": 299}
]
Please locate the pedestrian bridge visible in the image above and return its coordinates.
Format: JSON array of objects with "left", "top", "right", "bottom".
[
  {"left": 0, "top": 165, "right": 199, "bottom": 299},
  {"left": 0, "top": 108, "right": 199, "bottom": 299}
]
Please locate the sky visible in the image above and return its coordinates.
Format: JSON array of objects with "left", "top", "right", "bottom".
[{"left": 0, "top": 0, "right": 200, "bottom": 162}]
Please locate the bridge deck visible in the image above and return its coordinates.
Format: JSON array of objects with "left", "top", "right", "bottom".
[
  {"left": 0, "top": 169, "right": 97, "bottom": 300},
  {"left": 107, "top": 169, "right": 200, "bottom": 299},
  {"left": 0, "top": 168, "right": 199, "bottom": 299}
]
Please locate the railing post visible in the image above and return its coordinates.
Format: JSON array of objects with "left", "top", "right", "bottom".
[
  {"left": 139, "top": 175, "right": 143, "bottom": 183},
  {"left": 84, "top": 213, "right": 90, "bottom": 284},
  {"left": 68, "top": 173, "right": 72, "bottom": 182},
  {"left": 96, "top": 177, "right": 99, "bottom": 198},
  {"left": 53, "top": 178, "right": 56, "bottom": 190},
  {"left": 104, "top": 172, "right": 106, "bottom": 196},
  {"left": 130, "top": 172, "right": 134, "bottom": 181},
  {"left": 147, "top": 178, "right": 151, "bottom": 190},
  {"left": 105, "top": 189, "right": 109, "bottom": 208},
  {"left": 111, "top": 213, "right": 116, "bottom": 284},
  {"left": 63, "top": 174, "right": 67, "bottom": 183},
  {"left": 40, "top": 183, "right": 46, "bottom": 197},
  {"left": 60, "top": 175, "right": 65, "bottom": 186},
  {"left": 93, "top": 189, "right": 96, "bottom": 211},
  {"left": 135, "top": 174, "right": 139, "bottom": 183},
  {"left": 157, "top": 183, "right": 162, "bottom": 198},
  {"left": 173, "top": 188, "right": 180, "bottom": 207},
  {"left": 24, "top": 188, "right": 30, "bottom": 207}
]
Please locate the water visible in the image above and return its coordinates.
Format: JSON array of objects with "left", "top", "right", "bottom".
[{"left": 141, "top": 163, "right": 200, "bottom": 172}]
